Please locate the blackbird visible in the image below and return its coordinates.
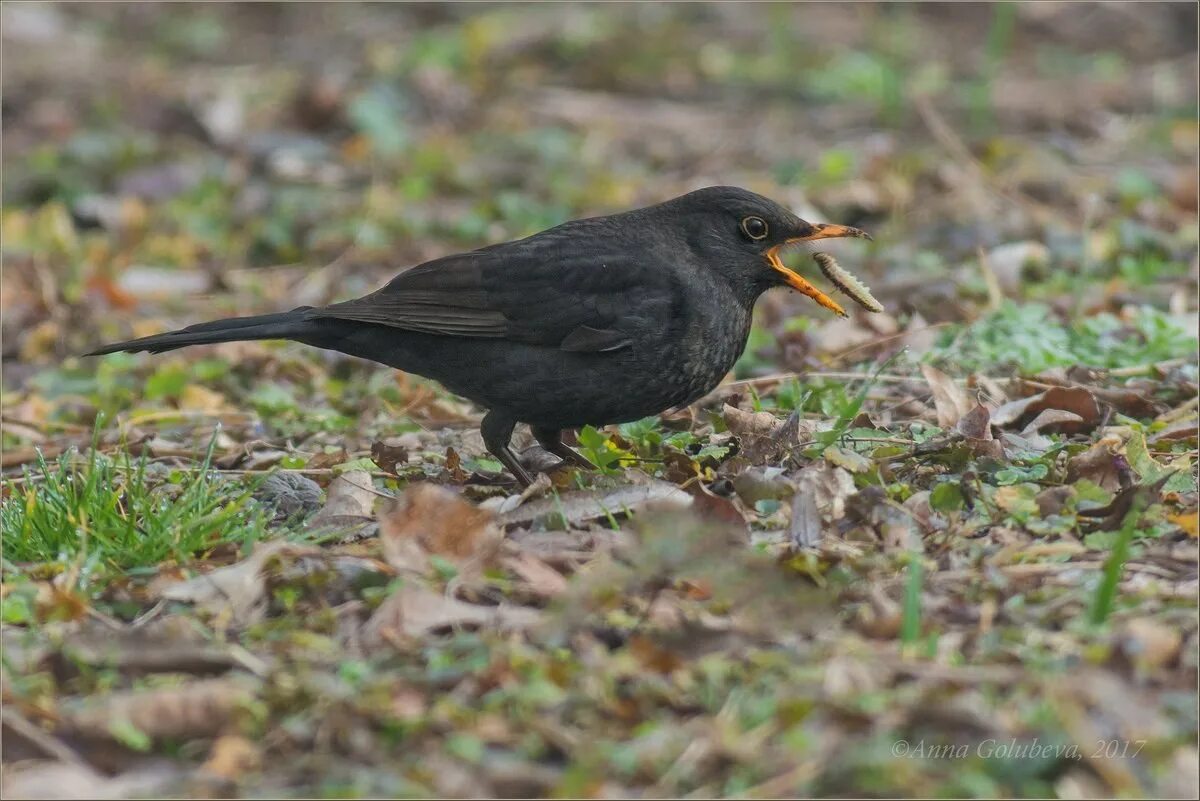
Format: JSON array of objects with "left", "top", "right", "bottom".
[{"left": 88, "top": 186, "right": 870, "bottom": 486}]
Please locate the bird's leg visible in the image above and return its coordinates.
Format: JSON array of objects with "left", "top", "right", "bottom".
[
  {"left": 531, "top": 427, "right": 597, "bottom": 470},
  {"left": 481, "top": 410, "right": 534, "bottom": 487}
]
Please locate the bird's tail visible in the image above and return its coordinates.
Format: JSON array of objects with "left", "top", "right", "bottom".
[{"left": 85, "top": 307, "right": 318, "bottom": 356}]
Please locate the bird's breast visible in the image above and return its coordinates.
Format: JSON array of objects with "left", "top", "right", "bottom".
[{"left": 638, "top": 278, "right": 753, "bottom": 411}]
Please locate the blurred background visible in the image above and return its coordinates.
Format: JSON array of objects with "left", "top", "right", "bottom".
[
  {"left": 3, "top": 3, "right": 1197, "bottom": 385},
  {"left": 2, "top": 5, "right": 1198, "bottom": 798}
]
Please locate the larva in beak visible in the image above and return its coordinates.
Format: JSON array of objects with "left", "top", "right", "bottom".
[{"left": 812, "top": 252, "right": 884, "bottom": 313}]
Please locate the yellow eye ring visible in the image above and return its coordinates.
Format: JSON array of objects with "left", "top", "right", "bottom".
[{"left": 741, "top": 216, "right": 769, "bottom": 240}]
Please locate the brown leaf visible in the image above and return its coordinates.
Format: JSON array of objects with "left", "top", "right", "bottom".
[
  {"left": 685, "top": 482, "right": 749, "bottom": 545},
  {"left": 500, "top": 551, "right": 569, "bottom": 599},
  {"left": 1035, "top": 486, "right": 1075, "bottom": 517},
  {"left": 723, "top": 403, "right": 782, "bottom": 439},
  {"left": 370, "top": 439, "right": 410, "bottom": 474},
  {"left": 158, "top": 541, "right": 308, "bottom": 624},
  {"left": 1118, "top": 619, "right": 1182, "bottom": 672},
  {"left": 1149, "top": 420, "right": 1199, "bottom": 445},
  {"left": 444, "top": 446, "right": 468, "bottom": 483},
  {"left": 363, "top": 583, "right": 540, "bottom": 643},
  {"left": 157, "top": 540, "right": 388, "bottom": 626},
  {"left": 1, "top": 762, "right": 181, "bottom": 800},
  {"left": 855, "top": 586, "right": 902, "bottom": 639},
  {"left": 722, "top": 404, "right": 812, "bottom": 465},
  {"left": 730, "top": 466, "right": 793, "bottom": 505},
  {"left": 628, "top": 634, "right": 684, "bottom": 674},
  {"left": 63, "top": 676, "right": 258, "bottom": 742},
  {"left": 378, "top": 483, "right": 503, "bottom": 578},
  {"left": 797, "top": 464, "right": 858, "bottom": 528},
  {"left": 1066, "top": 433, "right": 1131, "bottom": 491},
  {"left": 955, "top": 403, "right": 993, "bottom": 440},
  {"left": 1021, "top": 409, "right": 1085, "bottom": 435},
  {"left": 921, "top": 364, "right": 974, "bottom": 428},
  {"left": 306, "top": 448, "right": 349, "bottom": 470},
  {"left": 789, "top": 478, "right": 823, "bottom": 547},
  {"left": 497, "top": 480, "right": 691, "bottom": 529},
  {"left": 307, "top": 470, "right": 378, "bottom": 541},
  {"left": 203, "top": 734, "right": 262, "bottom": 782},
  {"left": 992, "top": 387, "right": 1101, "bottom": 434}
]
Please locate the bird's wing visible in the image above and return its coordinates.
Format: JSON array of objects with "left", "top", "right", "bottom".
[{"left": 310, "top": 236, "right": 673, "bottom": 353}]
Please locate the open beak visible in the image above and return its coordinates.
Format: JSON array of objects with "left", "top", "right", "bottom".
[{"left": 766, "top": 223, "right": 872, "bottom": 318}]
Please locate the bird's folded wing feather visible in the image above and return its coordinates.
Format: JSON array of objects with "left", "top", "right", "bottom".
[{"left": 310, "top": 242, "right": 672, "bottom": 353}]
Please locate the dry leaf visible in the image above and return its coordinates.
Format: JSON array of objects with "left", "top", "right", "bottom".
[
  {"left": 179, "top": 384, "right": 230, "bottom": 413},
  {"left": 307, "top": 470, "right": 378, "bottom": 541},
  {"left": 203, "top": 734, "right": 262, "bottom": 781},
  {"left": 723, "top": 404, "right": 812, "bottom": 464},
  {"left": 684, "top": 481, "right": 749, "bottom": 544},
  {"left": 723, "top": 403, "right": 782, "bottom": 440},
  {"left": 498, "top": 481, "right": 691, "bottom": 529},
  {"left": 158, "top": 541, "right": 311, "bottom": 625},
  {"left": 789, "top": 478, "right": 823, "bottom": 547},
  {"left": 378, "top": 483, "right": 502, "bottom": 578},
  {"left": 921, "top": 364, "right": 974, "bottom": 428},
  {"left": 992, "top": 387, "right": 1101, "bottom": 434},
  {"left": 370, "top": 439, "right": 410, "bottom": 474},
  {"left": 955, "top": 403, "right": 993, "bottom": 440},
  {"left": 500, "top": 551, "right": 569, "bottom": 599},
  {"left": 803, "top": 464, "right": 858, "bottom": 524},
  {"left": 1169, "top": 512, "right": 1198, "bottom": 538},
  {"left": 1119, "top": 619, "right": 1182, "bottom": 672},
  {"left": 63, "top": 676, "right": 258, "bottom": 741},
  {"left": 1021, "top": 409, "right": 1085, "bottom": 435},
  {"left": 363, "top": 583, "right": 540, "bottom": 643},
  {"left": 1065, "top": 433, "right": 1129, "bottom": 491},
  {"left": 1, "top": 762, "right": 181, "bottom": 800}
]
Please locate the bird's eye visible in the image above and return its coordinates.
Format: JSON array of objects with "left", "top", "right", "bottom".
[{"left": 740, "top": 216, "right": 769, "bottom": 241}]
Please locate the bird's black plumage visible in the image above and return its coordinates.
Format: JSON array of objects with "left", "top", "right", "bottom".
[{"left": 88, "top": 186, "right": 870, "bottom": 485}]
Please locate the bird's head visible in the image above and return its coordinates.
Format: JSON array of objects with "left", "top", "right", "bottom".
[{"left": 663, "top": 186, "right": 871, "bottom": 316}]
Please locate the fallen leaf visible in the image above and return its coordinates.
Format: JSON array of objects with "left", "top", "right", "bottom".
[
  {"left": 498, "top": 480, "right": 691, "bottom": 529},
  {"left": 921, "top": 364, "right": 974, "bottom": 428},
  {"left": 730, "top": 466, "right": 793, "bottom": 505},
  {"left": 370, "top": 439, "right": 410, "bottom": 474},
  {"left": 158, "top": 540, "right": 303, "bottom": 624},
  {"left": 306, "top": 448, "right": 349, "bottom": 470},
  {"left": 378, "top": 483, "right": 503, "bottom": 578},
  {"left": 500, "top": 551, "right": 569, "bottom": 599},
  {"left": 1118, "top": 618, "right": 1182, "bottom": 672},
  {"left": 1021, "top": 409, "right": 1085, "bottom": 435},
  {"left": 1169, "top": 512, "right": 1198, "bottom": 538},
  {"left": 1066, "top": 432, "right": 1130, "bottom": 491},
  {"left": 307, "top": 470, "right": 379, "bottom": 541},
  {"left": 202, "top": 734, "right": 262, "bottom": 782},
  {"left": 955, "top": 403, "right": 993, "bottom": 440},
  {"left": 1, "top": 762, "right": 182, "bottom": 800},
  {"left": 684, "top": 482, "right": 749, "bottom": 544},
  {"left": 178, "top": 384, "right": 230, "bottom": 413},
  {"left": 723, "top": 403, "right": 782, "bottom": 439},
  {"left": 158, "top": 540, "right": 387, "bottom": 625},
  {"left": 789, "top": 477, "right": 823, "bottom": 547},
  {"left": 823, "top": 445, "right": 872, "bottom": 473},
  {"left": 62, "top": 675, "right": 258, "bottom": 742},
  {"left": 363, "top": 583, "right": 540, "bottom": 643},
  {"left": 992, "top": 387, "right": 1101, "bottom": 434},
  {"left": 723, "top": 405, "right": 812, "bottom": 465},
  {"left": 1149, "top": 420, "right": 1199, "bottom": 445},
  {"left": 855, "top": 586, "right": 902, "bottom": 638}
]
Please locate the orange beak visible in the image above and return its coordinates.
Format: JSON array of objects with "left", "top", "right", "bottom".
[{"left": 766, "top": 223, "right": 872, "bottom": 318}]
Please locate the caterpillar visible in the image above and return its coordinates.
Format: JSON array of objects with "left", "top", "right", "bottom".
[{"left": 813, "top": 252, "right": 883, "bottom": 313}]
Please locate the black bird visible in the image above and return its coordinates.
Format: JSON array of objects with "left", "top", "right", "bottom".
[{"left": 88, "top": 186, "right": 870, "bottom": 486}]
